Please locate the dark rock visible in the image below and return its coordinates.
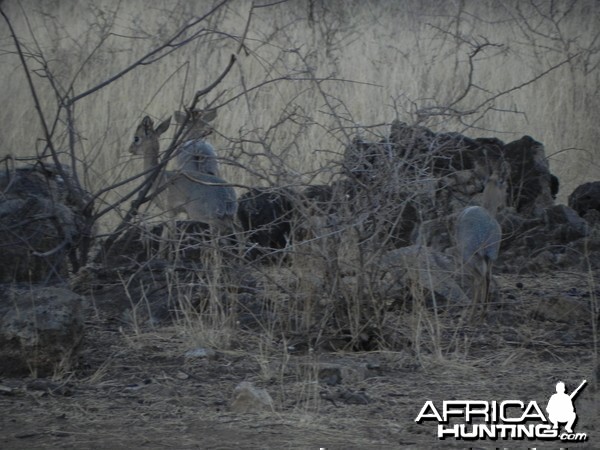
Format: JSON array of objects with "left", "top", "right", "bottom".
[
  {"left": 503, "top": 136, "right": 555, "bottom": 216},
  {"left": 543, "top": 204, "right": 589, "bottom": 241},
  {"left": 550, "top": 174, "right": 560, "bottom": 199},
  {"left": 0, "top": 163, "right": 93, "bottom": 282},
  {"left": 237, "top": 187, "right": 296, "bottom": 258},
  {"left": 582, "top": 209, "right": 600, "bottom": 226},
  {"left": 496, "top": 210, "right": 542, "bottom": 250},
  {"left": 389, "top": 119, "right": 435, "bottom": 164},
  {"left": 343, "top": 136, "right": 396, "bottom": 182},
  {"left": 302, "top": 184, "right": 334, "bottom": 205},
  {"left": 568, "top": 181, "right": 600, "bottom": 217},
  {"left": 388, "top": 121, "right": 505, "bottom": 177},
  {"left": 0, "top": 286, "right": 86, "bottom": 377},
  {"left": 300, "top": 183, "right": 351, "bottom": 215}
]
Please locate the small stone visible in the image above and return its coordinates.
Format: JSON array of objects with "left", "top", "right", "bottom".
[
  {"left": 184, "top": 347, "right": 216, "bottom": 359},
  {"left": 531, "top": 296, "right": 589, "bottom": 324},
  {"left": 230, "top": 381, "right": 274, "bottom": 413}
]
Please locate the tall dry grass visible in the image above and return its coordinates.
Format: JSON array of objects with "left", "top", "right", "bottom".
[
  {"left": 2, "top": 1, "right": 598, "bottom": 394},
  {"left": 1, "top": 0, "right": 598, "bottom": 231}
]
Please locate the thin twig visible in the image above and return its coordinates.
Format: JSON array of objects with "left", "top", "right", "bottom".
[
  {"left": 0, "top": 7, "right": 83, "bottom": 210},
  {"left": 66, "top": 0, "right": 229, "bottom": 106}
]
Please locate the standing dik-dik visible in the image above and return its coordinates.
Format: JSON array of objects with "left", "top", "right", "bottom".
[
  {"left": 455, "top": 171, "right": 506, "bottom": 318},
  {"left": 128, "top": 116, "right": 237, "bottom": 235},
  {"left": 173, "top": 108, "right": 220, "bottom": 176}
]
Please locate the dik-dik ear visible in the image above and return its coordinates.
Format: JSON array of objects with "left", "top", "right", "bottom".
[
  {"left": 174, "top": 108, "right": 217, "bottom": 124},
  {"left": 155, "top": 117, "right": 171, "bottom": 135},
  {"left": 173, "top": 110, "right": 187, "bottom": 124},
  {"left": 141, "top": 116, "right": 154, "bottom": 133},
  {"left": 201, "top": 109, "right": 217, "bottom": 123}
]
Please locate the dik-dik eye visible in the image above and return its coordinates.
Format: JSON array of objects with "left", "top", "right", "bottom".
[{"left": 133, "top": 136, "right": 141, "bottom": 144}]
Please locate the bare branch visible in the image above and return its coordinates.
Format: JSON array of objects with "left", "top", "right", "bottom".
[
  {"left": 0, "top": 7, "right": 84, "bottom": 211},
  {"left": 66, "top": 0, "right": 230, "bottom": 106}
]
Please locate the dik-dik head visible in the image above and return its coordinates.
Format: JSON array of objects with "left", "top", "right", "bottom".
[
  {"left": 129, "top": 116, "right": 171, "bottom": 156},
  {"left": 481, "top": 171, "right": 507, "bottom": 216},
  {"left": 173, "top": 108, "right": 217, "bottom": 140}
]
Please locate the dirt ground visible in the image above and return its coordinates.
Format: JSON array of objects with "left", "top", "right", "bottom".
[{"left": 1, "top": 269, "right": 598, "bottom": 449}]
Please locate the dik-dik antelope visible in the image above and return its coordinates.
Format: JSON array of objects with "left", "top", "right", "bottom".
[
  {"left": 129, "top": 115, "right": 237, "bottom": 252},
  {"left": 455, "top": 171, "right": 506, "bottom": 318}
]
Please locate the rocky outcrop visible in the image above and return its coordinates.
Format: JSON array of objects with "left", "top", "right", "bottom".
[
  {"left": 335, "top": 120, "right": 594, "bottom": 274},
  {"left": 345, "top": 122, "right": 557, "bottom": 216}
]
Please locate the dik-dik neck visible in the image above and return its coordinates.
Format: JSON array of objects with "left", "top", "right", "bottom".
[
  {"left": 141, "top": 148, "right": 169, "bottom": 191},
  {"left": 481, "top": 182, "right": 505, "bottom": 218},
  {"left": 142, "top": 147, "right": 160, "bottom": 173}
]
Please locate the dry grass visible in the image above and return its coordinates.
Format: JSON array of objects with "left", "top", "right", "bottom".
[
  {"left": 1, "top": 271, "right": 598, "bottom": 448},
  {"left": 0, "top": 2, "right": 598, "bottom": 446},
  {"left": 1, "top": 0, "right": 599, "bottom": 232}
]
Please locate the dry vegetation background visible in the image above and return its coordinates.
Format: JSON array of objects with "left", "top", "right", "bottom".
[
  {"left": 1, "top": 1, "right": 599, "bottom": 447},
  {"left": 1, "top": 0, "right": 599, "bottom": 233}
]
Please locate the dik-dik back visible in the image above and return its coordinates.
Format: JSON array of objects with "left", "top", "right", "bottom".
[{"left": 456, "top": 172, "right": 506, "bottom": 270}]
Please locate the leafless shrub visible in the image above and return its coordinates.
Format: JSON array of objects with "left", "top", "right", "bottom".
[{"left": 1, "top": 1, "right": 598, "bottom": 375}]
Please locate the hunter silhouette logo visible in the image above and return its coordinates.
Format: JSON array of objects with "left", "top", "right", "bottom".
[
  {"left": 415, "top": 379, "right": 588, "bottom": 442},
  {"left": 546, "top": 380, "right": 586, "bottom": 434}
]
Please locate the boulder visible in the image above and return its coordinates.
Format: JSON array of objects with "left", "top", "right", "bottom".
[
  {"left": 568, "top": 181, "right": 600, "bottom": 218},
  {"left": 503, "top": 136, "right": 555, "bottom": 216},
  {"left": 0, "top": 163, "right": 93, "bottom": 282},
  {"left": 301, "top": 183, "right": 351, "bottom": 215},
  {"left": 543, "top": 204, "right": 589, "bottom": 242},
  {"left": 0, "top": 286, "right": 87, "bottom": 377},
  {"left": 237, "top": 187, "right": 296, "bottom": 259},
  {"left": 582, "top": 209, "right": 600, "bottom": 226}
]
